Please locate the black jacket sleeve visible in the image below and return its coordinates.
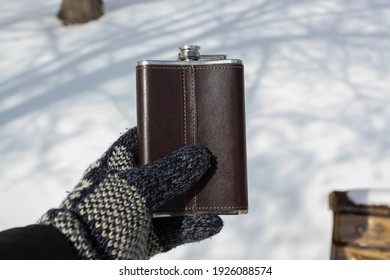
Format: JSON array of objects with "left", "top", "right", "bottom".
[{"left": 0, "top": 225, "right": 78, "bottom": 260}]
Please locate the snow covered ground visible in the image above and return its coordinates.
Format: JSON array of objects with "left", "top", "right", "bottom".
[{"left": 1, "top": 0, "right": 390, "bottom": 259}]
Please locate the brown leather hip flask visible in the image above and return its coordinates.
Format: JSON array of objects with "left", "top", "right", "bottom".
[{"left": 136, "top": 45, "right": 248, "bottom": 216}]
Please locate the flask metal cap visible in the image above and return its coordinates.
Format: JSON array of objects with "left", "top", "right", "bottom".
[{"left": 178, "top": 45, "right": 201, "bottom": 61}]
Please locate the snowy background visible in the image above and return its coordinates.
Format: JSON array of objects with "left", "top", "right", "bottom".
[{"left": 1, "top": 0, "right": 390, "bottom": 259}]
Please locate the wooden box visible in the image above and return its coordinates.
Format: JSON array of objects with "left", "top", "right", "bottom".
[{"left": 329, "top": 190, "right": 390, "bottom": 260}]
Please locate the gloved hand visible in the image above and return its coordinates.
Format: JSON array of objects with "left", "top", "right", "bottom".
[{"left": 39, "top": 127, "right": 223, "bottom": 260}]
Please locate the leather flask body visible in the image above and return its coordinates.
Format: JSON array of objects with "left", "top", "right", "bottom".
[{"left": 136, "top": 46, "right": 248, "bottom": 216}]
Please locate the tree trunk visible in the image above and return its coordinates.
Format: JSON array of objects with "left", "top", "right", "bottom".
[{"left": 58, "top": 0, "right": 104, "bottom": 25}]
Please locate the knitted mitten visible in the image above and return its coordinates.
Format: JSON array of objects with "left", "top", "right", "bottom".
[{"left": 39, "top": 127, "right": 223, "bottom": 259}]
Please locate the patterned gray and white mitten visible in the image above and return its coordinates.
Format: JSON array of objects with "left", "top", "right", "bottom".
[{"left": 39, "top": 127, "right": 223, "bottom": 259}]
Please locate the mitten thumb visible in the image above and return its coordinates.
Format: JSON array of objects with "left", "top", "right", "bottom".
[{"left": 152, "top": 214, "right": 223, "bottom": 253}]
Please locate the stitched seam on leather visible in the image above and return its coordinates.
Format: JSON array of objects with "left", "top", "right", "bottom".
[
  {"left": 191, "top": 66, "right": 197, "bottom": 144},
  {"left": 195, "top": 206, "right": 247, "bottom": 210},
  {"left": 155, "top": 206, "right": 247, "bottom": 211},
  {"left": 191, "top": 66, "right": 197, "bottom": 211},
  {"left": 182, "top": 67, "right": 187, "bottom": 145},
  {"left": 195, "top": 66, "right": 243, "bottom": 70}
]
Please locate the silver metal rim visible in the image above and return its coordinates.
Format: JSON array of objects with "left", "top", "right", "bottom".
[{"left": 137, "top": 59, "right": 243, "bottom": 66}]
